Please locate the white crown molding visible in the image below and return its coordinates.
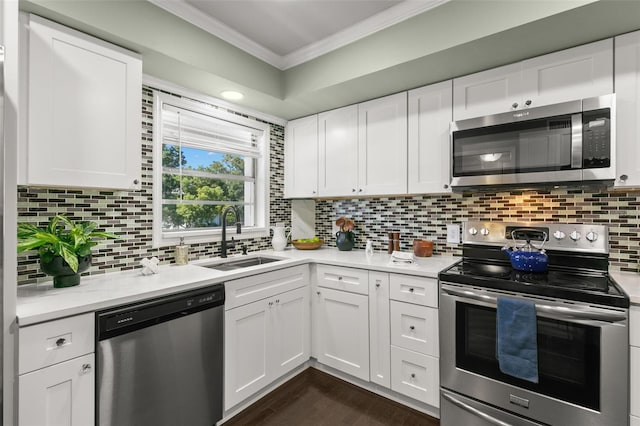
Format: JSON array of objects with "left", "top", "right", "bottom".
[
  {"left": 148, "top": 0, "right": 449, "bottom": 70},
  {"left": 281, "top": 0, "right": 451, "bottom": 69},
  {"left": 143, "top": 74, "right": 288, "bottom": 127},
  {"left": 148, "top": 0, "right": 285, "bottom": 68}
]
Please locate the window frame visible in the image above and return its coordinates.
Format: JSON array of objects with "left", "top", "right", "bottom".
[{"left": 152, "top": 91, "right": 270, "bottom": 248}]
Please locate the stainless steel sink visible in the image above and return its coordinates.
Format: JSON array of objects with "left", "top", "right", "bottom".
[{"left": 204, "top": 256, "right": 284, "bottom": 271}]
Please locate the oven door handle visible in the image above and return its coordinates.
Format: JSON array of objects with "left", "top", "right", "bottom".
[
  {"left": 441, "top": 390, "right": 514, "bottom": 426},
  {"left": 441, "top": 286, "right": 627, "bottom": 323}
]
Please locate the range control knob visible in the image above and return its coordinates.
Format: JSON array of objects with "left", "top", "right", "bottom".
[
  {"left": 480, "top": 228, "right": 490, "bottom": 236},
  {"left": 553, "top": 230, "right": 566, "bottom": 240},
  {"left": 570, "top": 231, "right": 581, "bottom": 241},
  {"left": 468, "top": 227, "right": 478, "bottom": 236},
  {"left": 586, "top": 231, "right": 598, "bottom": 242}
]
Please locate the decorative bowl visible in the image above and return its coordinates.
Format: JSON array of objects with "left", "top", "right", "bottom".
[{"left": 291, "top": 239, "right": 324, "bottom": 250}]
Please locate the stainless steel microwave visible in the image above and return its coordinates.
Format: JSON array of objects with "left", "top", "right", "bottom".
[{"left": 450, "top": 94, "right": 615, "bottom": 191}]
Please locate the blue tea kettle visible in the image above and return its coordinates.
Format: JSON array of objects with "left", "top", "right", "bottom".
[{"left": 502, "top": 229, "right": 548, "bottom": 272}]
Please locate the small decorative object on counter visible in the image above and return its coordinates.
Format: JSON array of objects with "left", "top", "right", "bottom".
[
  {"left": 291, "top": 237, "right": 323, "bottom": 250},
  {"left": 17, "top": 214, "right": 118, "bottom": 288},
  {"left": 387, "top": 232, "right": 394, "bottom": 254},
  {"left": 271, "top": 223, "right": 291, "bottom": 251},
  {"left": 365, "top": 240, "right": 373, "bottom": 256},
  {"left": 413, "top": 239, "right": 433, "bottom": 257},
  {"left": 175, "top": 237, "right": 189, "bottom": 265},
  {"left": 335, "top": 217, "right": 356, "bottom": 251},
  {"left": 393, "top": 232, "right": 401, "bottom": 252},
  {"left": 140, "top": 257, "right": 160, "bottom": 275}
]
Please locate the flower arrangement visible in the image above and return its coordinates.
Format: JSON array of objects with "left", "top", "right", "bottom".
[{"left": 335, "top": 217, "right": 355, "bottom": 232}]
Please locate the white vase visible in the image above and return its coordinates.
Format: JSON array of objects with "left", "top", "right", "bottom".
[{"left": 271, "top": 225, "right": 291, "bottom": 251}]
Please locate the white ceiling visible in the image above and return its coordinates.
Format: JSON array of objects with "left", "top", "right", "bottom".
[{"left": 149, "top": 0, "right": 449, "bottom": 69}]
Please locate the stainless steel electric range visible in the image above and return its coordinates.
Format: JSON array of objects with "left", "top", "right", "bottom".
[{"left": 438, "top": 221, "right": 629, "bottom": 426}]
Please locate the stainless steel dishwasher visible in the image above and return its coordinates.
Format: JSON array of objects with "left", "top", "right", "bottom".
[{"left": 96, "top": 284, "right": 224, "bottom": 426}]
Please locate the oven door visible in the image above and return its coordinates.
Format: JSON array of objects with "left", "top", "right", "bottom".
[{"left": 440, "top": 282, "right": 628, "bottom": 426}]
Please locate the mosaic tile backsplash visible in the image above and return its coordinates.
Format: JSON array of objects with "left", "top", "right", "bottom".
[
  {"left": 316, "top": 189, "right": 640, "bottom": 273},
  {"left": 17, "top": 87, "right": 290, "bottom": 285},
  {"left": 16, "top": 88, "right": 640, "bottom": 284}
]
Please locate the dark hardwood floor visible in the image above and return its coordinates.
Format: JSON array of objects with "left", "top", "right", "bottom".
[{"left": 224, "top": 368, "right": 440, "bottom": 426}]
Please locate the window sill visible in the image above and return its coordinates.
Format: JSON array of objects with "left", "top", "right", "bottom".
[{"left": 156, "top": 227, "right": 269, "bottom": 248}]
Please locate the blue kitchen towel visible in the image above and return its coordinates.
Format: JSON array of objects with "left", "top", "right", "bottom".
[{"left": 496, "top": 296, "right": 539, "bottom": 383}]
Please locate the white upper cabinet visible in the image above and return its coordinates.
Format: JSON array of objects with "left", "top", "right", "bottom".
[
  {"left": 358, "top": 92, "right": 408, "bottom": 195},
  {"left": 408, "top": 81, "right": 452, "bottom": 194},
  {"left": 453, "top": 39, "right": 613, "bottom": 120},
  {"left": 284, "top": 115, "right": 318, "bottom": 198},
  {"left": 21, "top": 14, "right": 142, "bottom": 190},
  {"left": 453, "top": 62, "right": 523, "bottom": 121},
  {"left": 614, "top": 30, "right": 640, "bottom": 187},
  {"left": 318, "top": 105, "right": 359, "bottom": 197}
]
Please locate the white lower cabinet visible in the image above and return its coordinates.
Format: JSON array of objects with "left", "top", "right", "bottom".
[
  {"left": 369, "top": 272, "right": 391, "bottom": 388},
  {"left": 632, "top": 415, "right": 640, "bottom": 426},
  {"left": 224, "top": 267, "right": 310, "bottom": 410},
  {"left": 19, "top": 354, "right": 95, "bottom": 426},
  {"left": 18, "top": 313, "right": 95, "bottom": 426},
  {"left": 314, "top": 284, "right": 370, "bottom": 382},
  {"left": 390, "top": 346, "right": 439, "bottom": 407}
]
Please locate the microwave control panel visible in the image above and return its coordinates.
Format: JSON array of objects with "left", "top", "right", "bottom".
[{"left": 582, "top": 108, "right": 611, "bottom": 169}]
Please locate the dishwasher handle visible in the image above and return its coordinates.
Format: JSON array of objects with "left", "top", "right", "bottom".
[{"left": 97, "top": 284, "right": 224, "bottom": 340}]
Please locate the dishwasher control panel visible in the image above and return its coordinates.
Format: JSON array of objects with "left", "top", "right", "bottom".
[{"left": 97, "top": 284, "right": 225, "bottom": 339}]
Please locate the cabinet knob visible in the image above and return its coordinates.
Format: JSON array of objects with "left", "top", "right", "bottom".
[
  {"left": 81, "top": 363, "right": 92, "bottom": 374},
  {"left": 133, "top": 179, "right": 139, "bottom": 185},
  {"left": 358, "top": 189, "right": 363, "bottom": 193},
  {"left": 312, "top": 190, "right": 317, "bottom": 194},
  {"left": 410, "top": 373, "right": 416, "bottom": 379},
  {"left": 275, "top": 299, "right": 280, "bottom": 304},
  {"left": 525, "top": 99, "right": 532, "bottom": 106},
  {"left": 337, "top": 276, "right": 343, "bottom": 281},
  {"left": 375, "top": 281, "right": 381, "bottom": 288},
  {"left": 409, "top": 288, "right": 414, "bottom": 293},
  {"left": 511, "top": 102, "right": 519, "bottom": 109},
  {"left": 269, "top": 301, "right": 274, "bottom": 307},
  {"left": 409, "top": 325, "right": 415, "bottom": 331},
  {"left": 443, "top": 184, "right": 449, "bottom": 189},
  {"left": 56, "top": 338, "right": 66, "bottom": 347},
  {"left": 352, "top": 188, "right": 356, "bottom": 192},
  {"left": 620, "top": 174, "right": 629, "bottom": 182},
  {"left": 316, "top": 291, "right": 321, "bottom": 295}
]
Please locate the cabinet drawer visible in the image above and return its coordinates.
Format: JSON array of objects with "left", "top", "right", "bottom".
[
  {"left": 390, "top": 346, "right": 439, "bottom": 407},
  {"left": 316, "top": 264, "right": 368, "bottom": 295},
  {"left": 19, "top": 313, "right": 94, "bottom": 374},
  {"left": 389, "top": 274, "right": 437, "bottom": 307},
  {"left": 225, "top": 265, "right": 309, "bottom": 310},
  {"left": 390, "top": 301, "right": 438, "bottom": 357}
]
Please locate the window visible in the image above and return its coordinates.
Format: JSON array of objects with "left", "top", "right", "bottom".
[{"left": 153, "top": 92, "right": 270, "bottom": 247}]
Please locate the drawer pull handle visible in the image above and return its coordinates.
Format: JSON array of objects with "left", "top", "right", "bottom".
[
  {"left": 269, "top": 302, "right": 274, "bottom": 307},
  {"left": 337, "top": 276, "right": 343, "bottom": 281},
  {"left": 375, "top": 281, "right": 381, "bottom": 288},
  {"left": 56, "top": 338, "right": 66, "bottom": 347},
  {"left": 81, "top": 364, "right": 92, "bottom": 374},
  {"left": 410, "top": 373, "right": 416, "bottom": 379},
  {"left": 409, "top": 325, "right": 415, "bottom": 331},
  {"left": 409, "top": 288, "right": 414, "bottom": 293},
  {"left": 275, "top": 299, "right": 280, "bottom": 304},
  {"left": 316, "top": 291, "right": 321, "bottom": 295}
]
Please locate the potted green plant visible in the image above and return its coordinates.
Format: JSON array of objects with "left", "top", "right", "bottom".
[{"left": 17, "top": 215, "right": 118, "bottom": 288}]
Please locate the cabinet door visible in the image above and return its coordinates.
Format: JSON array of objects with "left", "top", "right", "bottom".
[
  {"left": 453, "top": 62, "right": 523, "bottom": 120},
  {"left": 520, "top": 39, "right": 613, "bottom": 109},
  {"left": 272, "top": 287, "right": 310, "bottom": 378},
  {"left": 358, "top": 92, "right": 408, "bottom": 195},
  {"left": 632, "top": 346, "right": 640, "bottom": 417},
  {"left": 224, "top": 299, "right": 272, "bottom": 410},
  {"left": 369, "top": 272, "right": 390, "bottom": 388},
  {"left": 284, "top": 115, "right": 318, "bottom": 198},
  {"left": 614, "top": 30, "right": 640, "bottom": 187},
  {"left": 408, "top": 81, "right": 452, "bottom": 194},
  {"left": 26, "top": 15, "right": 142, "bottom": 190},
  {"left": 19, "top": 353, "right": 94, "bottom": 426},
  {"left": 318, "top": 105, "right": 359, "bottom": 196},
  {"left": 315, "top": 287, "right": 370, "bottom": 381}
]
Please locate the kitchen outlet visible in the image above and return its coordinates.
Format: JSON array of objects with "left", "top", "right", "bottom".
[{"left": 447, "top": 224, "right": 460, "bottom": 244}]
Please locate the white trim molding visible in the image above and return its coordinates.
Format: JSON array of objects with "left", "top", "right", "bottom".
[{"left": 147, "top": 0, "right": 450, "bottom": 70}]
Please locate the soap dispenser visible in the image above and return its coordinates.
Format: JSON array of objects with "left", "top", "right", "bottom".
[{"left": 175, "top": 237, "right": 189, "bottom": 265}]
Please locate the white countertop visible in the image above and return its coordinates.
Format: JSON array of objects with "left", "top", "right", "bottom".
[
  {"left": 611, "top": 270, "right": 640, "bottom": 305},
  {"left": 17, "top": 248, "right": 459, "bottom": 326}
]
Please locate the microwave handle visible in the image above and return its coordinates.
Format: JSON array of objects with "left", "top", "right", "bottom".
[
  {"left": 571, "top": 113, "right": 583, "bottom": 169},
  {"left": 441, "top": 285, "right": 626, "bottom": 323}
]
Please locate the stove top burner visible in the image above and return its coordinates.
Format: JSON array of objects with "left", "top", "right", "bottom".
[{"left": 440, "top": 259, "right": 628, "bottom": 308}]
